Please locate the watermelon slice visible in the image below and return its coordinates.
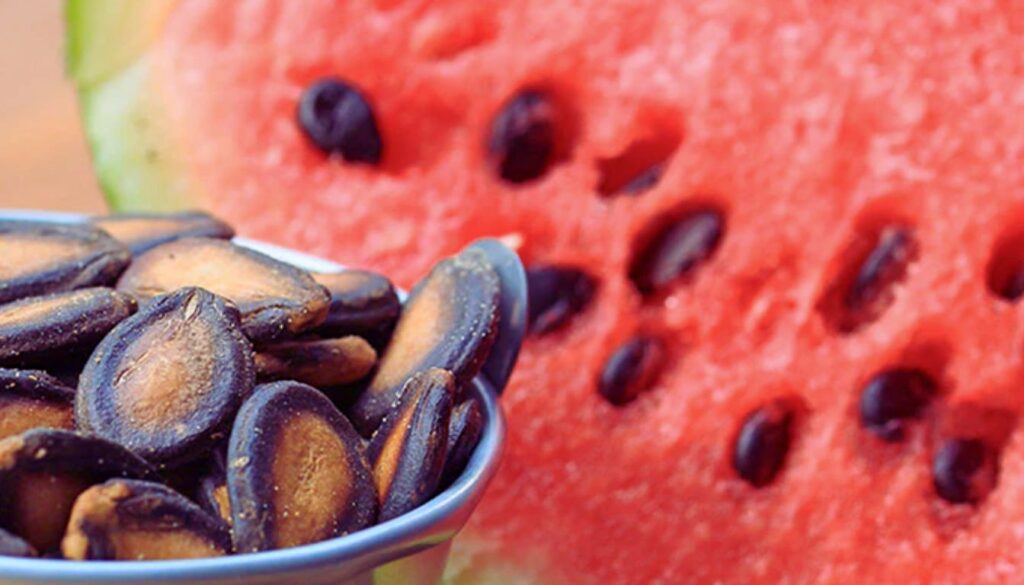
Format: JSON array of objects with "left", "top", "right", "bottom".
[{"left": 69, "top": 1, "right": 1024, "bottom": 583}]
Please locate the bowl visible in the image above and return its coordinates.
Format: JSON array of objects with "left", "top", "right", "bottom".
[{"left": 0, "top": 209, "right": 524, "bottom": 585}]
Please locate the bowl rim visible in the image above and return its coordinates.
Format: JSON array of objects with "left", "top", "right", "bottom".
[{"left": 0, "top": 208, "right": 507, "bottom": 581}]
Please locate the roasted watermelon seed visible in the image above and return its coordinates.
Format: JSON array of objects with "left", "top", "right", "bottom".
[
  {"left": 858, "top": 369, "right": 935, "bottom": 442},
  {"left": 440, "top": 397, "right": 485, "bottom": 488},
  {"left": 297, "top": 78, "right": 383, "bottom": 164},
  {"left": 932, "top": 438, "right": 998, "bottom": 505},
  {"left": 62, "top": 479, "right": 231, "bottom": 561},
  {"left": 629, "top": 209, "right": 724, "bottom": 295},
  {"left": 732, "top": 399, "right": 795, "bottom": 488},
  {"left": 90, "top": 211, "right": 235, "bottom": 256},
  {"left": 487, "top": 89, "right": 556, "bottom": 184},
  {"left": 255, "top": 336, "right": 377, "bottom": 388},
  {"left": 597, "top": 336, "right": 664, "bottom": 406},
  {"left": 0, "top": 368, "right": 75, "bottom": 440},
  {"left": 312, "top": 269, "right": 402, "bottom": 350},
  {"left": 526, "top": 265, "right": 596, "bottom": 335}
]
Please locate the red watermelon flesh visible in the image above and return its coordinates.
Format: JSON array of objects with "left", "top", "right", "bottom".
[{"left": 70, "top": 1, "right": 1024, "bottom": 582}]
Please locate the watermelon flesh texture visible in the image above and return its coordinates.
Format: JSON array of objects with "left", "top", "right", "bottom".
[{"left": 70, "top": 1, "right": 1024, "bottom": 583}]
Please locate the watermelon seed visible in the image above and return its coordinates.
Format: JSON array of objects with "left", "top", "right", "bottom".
[
  {"left": 985, "top": 230, "right": 1024, "bottom": 302},
  {"left": 297, "top": 78, "right": 383, "bottom": 165},
  {"left": 525, "top": 266, "right": 596, "bottom": 335},
  {"left": 487, "top": 90, "right": 557, "bottom": 184},
  {"left": 597, "top": 336, "right": 664, "bottom": 406},
  {"left": 732, "top": 399, "right": 795, "bottom": 487},
  {"left": 858, "top": 369, "right": 935, "bottom": 442},
  {"left": 932, "top": 438, "right": 997, "bottom": 505},
  {"left": 838, "top": 226, "right": 916, "bottom": 332},
  {"left": 629, "top": 209, "right": 724, "bottom": 295}
]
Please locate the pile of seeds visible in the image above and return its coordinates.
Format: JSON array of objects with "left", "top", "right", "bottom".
[{"left": 0, "top": 212, "right": 498, "bottom": 560}]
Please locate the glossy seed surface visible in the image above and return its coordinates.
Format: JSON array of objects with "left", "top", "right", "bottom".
[
  {"left": 62, "top": 479, "right": 231, "bottom": 561},
  {"left": 228, "top": 381, "right": 377, "bottom": 553},
  {"left": 297, "top": 78, "right": 383, "bottom": 164},
  {"left": 487, "top": 90, "right": 556, "bottom": 184},
  {"left": 255, "top": 336, "right": 377, "bottom": 388},
  {"left": 597, "top": 336, "right": 664, "bottom": 406},
  {"left": 0, "top": 369, "right": 74, "bottom": 440},
  {"left": 630, "top": 209, "right": 724, "bottom": 295},
  {"left": 440, "top": 397, "right": 484, "bottom": 488},
  {"left": 312, "top": 270, "right": 401, "bottom": 349},
  {"left": 350, "top": 248, "right": 499, "bottom": 435},
  {"left": 0, "top": 429, "right": 156, "bottom": 553},
  {"left": 0, "top": 287, "right": 136, "bottom": 366},
  {"left": 90, "top": 211, "right": 234, "bottom": 256},
  {"left": 526, "top": 265, "right": 596, "bottom": 335},
  {"left": 116, "top": 237, "right": 330, "bottom": 341},
  {"left": 840, "top": 226, "right": 915, "bottom": 331},
  {"left": 933, "top": 438, "right": 998, "bottom": 505},
  {"left": 859, "top": 369, "right": 935, "bottom": 441},
  {"left": 369, "top": 369, "right": 454, "bottom": 522},
  {"left": 732, "top": 399, "right": 795, "bottom": 488},
  {"left": 0, "top": 220, "right": 130, "bottom": 305},
  {"left": 76, "top": 288, "right": 255, "bottom": 467}
]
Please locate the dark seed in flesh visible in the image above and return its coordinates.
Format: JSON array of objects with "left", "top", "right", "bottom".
[
  {"left": 76, "top": 287, "right": 255, "bottom": 467},
  {"left": 997, "top": 268, "right": 1024, "bottom": 301},
  {"left": 732, "top": 399, "right": 795, "bottom": 488},
  {"left": 116, "top": 237, "right": 331, "bottom": 342},
  {"left": 0, "top": 527, "right": 36, "bottom": 558},
  {"left": 526, "top": 266, "right": 596, "bottom": 336},
  {"left": 619, "top": 164, "right": 664, "bottom": 195},
  {"left": 297, "top": 78, "right": 383, "bottom": 164},
  {"left": 0, "top": 429, "right": 156, "bottom": 553},
  {"left": 228, "top": 381, "right": 377, "bottom": 553},
  {"left": 630, "top": 209, "right": 724, "bottom": 295},
  {"left": 840, "top": 226, "right": 915, "bottom": 331},
  {"left": 933, "top": 438, "right": 998, "bottom": 505},
  {"left": 350, "top": 248, "right": 499, "bottom": 436},
  {"left": 487, "top": 90, "right": 556, "bottom": 184},
  {"left": 597, "top": 336, "right": 664, "bottom": 406},
  {"left": 859, "top": 369, "right": 935, "bottom": 441},
  {"left": 0, "top": 220, "right": 130, "bottom": 305},
  {"left": 312, "top": 270, "right": 401, "bottom": 350},
  {"left": 62, "top": 479, "right": 231, "bottom": 561},
  {"left": 90, "top": 211, "right": 235, "bottom": 256},
  {"left": 440, "top": 397, "right": 484, "bottom": 489},
  {"left": 0, "top": 368, "right": 75, "bottom": 440},
  {"left": 0, "top": 287, "right": 136, "bottom": 367},
  {"left": 369, "top": 369, "right": 454, "bottom": 522},
  {"left": 255, "top": 336, "right": 377, "bottom": 388}
]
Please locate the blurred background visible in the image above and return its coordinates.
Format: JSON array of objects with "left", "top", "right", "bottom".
[{"left": 1, "top": 0, "right": 104, "bottom": 213}]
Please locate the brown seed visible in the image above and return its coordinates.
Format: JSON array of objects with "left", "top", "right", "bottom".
[
  {"left": 933, "top": 438, "right": 998, "bottom": 505},
  {"left": 228, "top": 381, "right": 377, "bottom": 553},
  {"left": 350, "top": 248, "right": 499, "bottom": 435},
  {"left": 116, "top": 237, "right": 330, "bottom": 341},
  {"left": 440, "top": 397, "right": 484, "bottom": 488},
  {"left": 312, "top": 270, "right": 401, "bottom": 349},
  {"left": 841, "top": 226, "right": 916, "bottom": 331},
  {"left": 0, "top": 220, "right": 130, "bottom": 305},
  {"left": 0, "top": 368, "right": 75, "bottom": 440},
  {"left": 597, "top": 336, "right": 664, "bottom": 406},
  {"left": 369, "top": 369, "right": 454, "bottom": 522},
  {"left": 732, "top": 399, "right": 796, "bottom": 488},
  {"left": 90, "top": 211, "right": 235, "bottom": 256},
  {"left": 0, "top": 287, "right": 136, "bottom": 367},
  {"left": 526, "top": 265, "right": 596, "bottom": 335},
  {"left": 630, "top": 209, "right": 724, "bottom": 295},
  {"left": 62, "top": 479, "right": 231, "bottom": 561},
  {"left": 196, "top": 451, "right": 232, "bottom": 527},
  {"left": 0, "top": 527, "right": 36, "bottom": 558},
  {"left": 76, "top": 287, "right": 255, "bottom": 467},
  {"left": 487, "top": 89, "right": 556, "bottom": 184},
  {"left": 0, "top": 429, "right": 156, "bottom": 553},
  {"left": 255, "top": 336, "right": 377, "bottom": 388}
]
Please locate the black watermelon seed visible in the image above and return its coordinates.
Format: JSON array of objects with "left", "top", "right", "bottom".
[
  {"left": 597, "top": 336, "right": 664, "bottom": 406},
  {"left": 619, "top": 164, "right": 664, "bottom": 196},
  {"left": 933, "top": 438, "right": 997, "bottom": 504},
  {"left": 297, "top": 78, "right": 382, "bottom": 164},
  {"left": 858, "top": 369, "right": 935, "bottom": 442},
  {"left": 843, "top": 226, "right": 915, "bottom": 323},
  {"left": 526, "top": 266, "right": 596, "bottom": 335},
  {"left": 629, "top": 209, "right": 724, "bottom": 295},
  {"left": 732, "top": 399, "right": 795, "bottom": 488},
  {"left": 487, "top": 90, "right": 556, "bottom": 184},
  {"left": 997, "top": 267, "right": 1024, "bottom": 301}
]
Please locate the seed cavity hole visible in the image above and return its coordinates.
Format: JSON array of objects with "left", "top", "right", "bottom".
[
  {"left": 818, "top": 218, "right": 919, "bottom": 333},
  {"left": 985, "top": 224, "right": 1024, "bottom": 302},
  {"left": 596, "top": 123, "right": 681, "bottom": 197}
]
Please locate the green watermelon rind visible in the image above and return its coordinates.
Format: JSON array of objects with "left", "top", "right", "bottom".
[{"left": 66, "top": 0, "right": 192, "bottom": 212}]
